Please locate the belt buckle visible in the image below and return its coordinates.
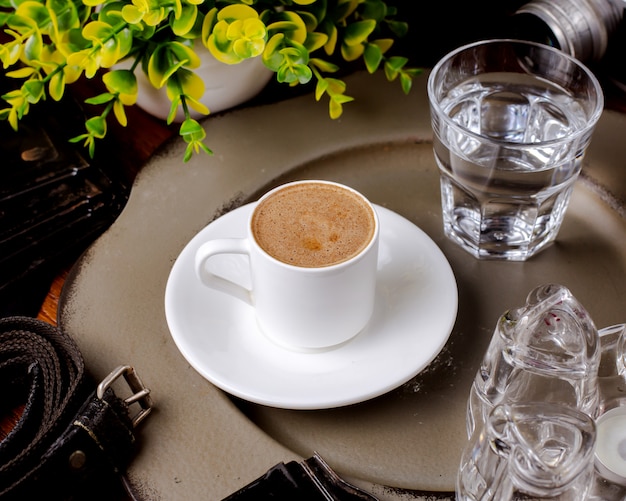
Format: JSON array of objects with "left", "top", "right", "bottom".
[{"left": 97, "top": 365, "right": 153, "bottom": 427}]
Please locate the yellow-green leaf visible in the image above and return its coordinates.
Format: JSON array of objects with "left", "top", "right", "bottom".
[
  {"left": 217, "top": 4, "right": 258, "bottom": 22},
  {"left": 49, "top": 71, "right": 65, "bottom": 100},
  {"left": 175, "top": 69, "right": 204, "bottom": 100},
  {"left": 341, "top": 42, "right": 363, "bottom": 61},
  {"left": 343, "top": 19, "right": 376, "bottom": 46},
  {"left": 6, "top": 67, "right": 37, "bottom": 78},
  {"left": 309, "top": 58, "right": 338, "bottom": 73},
  {"left": 172, "top": 4, "right": 197, "bottom": 36},
  {"left": 82, "top": 20, "right": 114, "bottom": 42},
  {"left": 371, "top": 38, "right": 394, "bottom": 54},
  {"left": 113, "top": 99, "right": 127, "bottom": 126},
  {"left": 185, "top": 95, "right": 209, "bottom": 115},
  {"left": 329, "top": 98, "right": 342, "bottom": 119},
  {"left": 304, "top": 32, "right": 328, "bottom": 53}
]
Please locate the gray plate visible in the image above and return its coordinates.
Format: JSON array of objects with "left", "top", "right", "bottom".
[{"left": 59, "top": 71, "right": 626, "bottom": 500}]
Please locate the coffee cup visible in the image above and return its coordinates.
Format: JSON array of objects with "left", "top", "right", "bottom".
[{"left": 194, "top": 180, "right": 380, "bottom": 350}]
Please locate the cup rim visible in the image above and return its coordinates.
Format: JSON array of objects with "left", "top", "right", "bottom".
[
  {"left": 248, "top": 179, "right": 380, "bottom": 272},
  {"left": 427, "top": 38, "right": 605, "bottom": 148}
]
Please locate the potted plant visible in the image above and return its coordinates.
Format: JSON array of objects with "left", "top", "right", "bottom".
[{"left": 0, "top": 0, "right": 420, "bottom": 162}]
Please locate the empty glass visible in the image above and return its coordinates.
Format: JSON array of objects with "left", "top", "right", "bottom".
[
  {"left": 466, "top": 283, "right": 600, "bottom": 438},
  {"left": 589, "top": 324, "right": 626, "bottom": 500},
  {"left": 457, "top": 402, "right": 597, "bottom": 500}
]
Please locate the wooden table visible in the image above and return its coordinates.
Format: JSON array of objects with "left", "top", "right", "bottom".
[{"left": 33, "top": 80, "right": 175, "bottom": 326}]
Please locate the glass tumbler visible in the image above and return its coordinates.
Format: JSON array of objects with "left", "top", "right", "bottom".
[
  {"left": 457, "top": 402, "right": 597, "bottom": 500},
  {"left": 589, "top": 323, "right": 626, "bottom": 500},
  {"left": 466, "top": 283, "right": 600, "bottom": 438},
  {"left": 427, "top": 39, "right": 604, "bottom": 260}
]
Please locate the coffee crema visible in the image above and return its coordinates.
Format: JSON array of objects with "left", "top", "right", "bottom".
[{"left": 251, "top": 182, "right": 376, "bottom": 268}]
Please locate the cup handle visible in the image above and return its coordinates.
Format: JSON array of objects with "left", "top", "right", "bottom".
[{"left": 195, "top": 238, "right": 253, "bottom": 306}]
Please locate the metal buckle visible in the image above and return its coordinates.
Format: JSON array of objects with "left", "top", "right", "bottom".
[{"left": 97, "top": 365, "right": 153, "bottom": 428}]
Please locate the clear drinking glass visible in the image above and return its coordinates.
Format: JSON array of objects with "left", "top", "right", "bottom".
[
  {"left": 427, "top": 39, "right": 604, "bottom": 260},
  {"left": 589, "top": 324, "right": 626, "bottom": 500},
  {"left": 457, "top": 402, "right": 597, "bottom": 500},
  {"left": 466, "top": 283, "right": 600, "bottom": 438}
]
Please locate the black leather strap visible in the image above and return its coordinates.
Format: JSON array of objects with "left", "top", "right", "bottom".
[
  {"left": 0, "top": 316, "right": 152, "bottom": 500},
  {"left": 223, "top": 453, "right": 379, "bottom": 500}
]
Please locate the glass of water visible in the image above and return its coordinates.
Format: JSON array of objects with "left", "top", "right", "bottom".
[{"left": 427, "top": 39, "right": 604, "bottom": 260}]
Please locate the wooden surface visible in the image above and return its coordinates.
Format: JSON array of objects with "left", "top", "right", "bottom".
[{"left": 36, "top": 79, "right": 175, "bottom": 327}]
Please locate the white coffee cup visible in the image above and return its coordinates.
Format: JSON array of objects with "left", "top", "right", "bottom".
[{"left": 194, "top": 180, "right": 380, "bottom": 350}]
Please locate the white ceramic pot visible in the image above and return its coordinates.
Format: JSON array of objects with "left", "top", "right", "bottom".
[{"left": 121, "top": 46, "right": 273, "bottom": 122}]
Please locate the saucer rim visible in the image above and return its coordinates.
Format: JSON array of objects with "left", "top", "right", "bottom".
[{"left": 165, "top": 203, "right": 458, "bottom": 409}]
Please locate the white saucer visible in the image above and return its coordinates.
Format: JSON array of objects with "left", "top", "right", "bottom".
[{"left": 165, "top": 203, "right": 458, "bottom": 410}]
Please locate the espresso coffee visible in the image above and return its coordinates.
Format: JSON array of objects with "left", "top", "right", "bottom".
[{"left": 251, "top": 182, "right": 376, "bottom": 268}]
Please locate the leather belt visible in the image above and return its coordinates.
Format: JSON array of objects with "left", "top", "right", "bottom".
[{"left": 0, "top": 316, "right": 152, "bottom": 500}]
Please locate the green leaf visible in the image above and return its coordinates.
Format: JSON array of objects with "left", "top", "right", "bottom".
[
  {"left": 121, "top": 4, "right": 143, "bottom": 24},
  {"left": 363, "top": 43, "right": 382, "bottom": 73},
  {"left": 103, "top": 69, "right": 137, "bottom": 95},
  {"left": 343, "top": 20, "right": 376, "bottom": 47},
  {"left": 360, "top": 0, "right": 387, "bottom": 21},
  {"left": 184, "top": 94, "right": 209, "bottom": 116},
  {"left": 48, "top": 0, "right": 81, "bottom": 32},
  {"left": 309, "top": 58, "right": 338, "bottom": 73},
  {"left": 303, "top": 32, "right": 328, "bottom": 53},
  {"left": 172, "top": 4, "right": 197, "bottom": 37},
  {"left": 49, "top": 71, "right": 65, "bottom": 101},
  {"left": 179, "top": 118, "right": 212, "bottom": 162},
  {"left": 6, "top": 67, "right": 37, "bottom": 78},
  {"left": 112, "top": 99, "right": 127, "bottom": 126},
  {"left": 322, "top": 22, "right": 337, "bottom": 56},
  {"left": 277, "top": 62, "right": 311, "bottom": 85},
  {"left": 216, "top": 3, "right": 258, "bottom": 23},
  {"left": 99, "top": 35, "right": 126, "bottom": 68},
  {"left": 85, "top": 92, "right": 115, "bottom": 104},
  {"left": 148, "top": 42, "right": 197, "bottom": 88},
  {"left": 172, "top": 68, "right": 204, "bottom": 100},
  {"left": 168, "top": 41, "right": 201, "bottom": 68},
  {"left": 371, "top": 38, "right": 393, "bottom": 54},
  {"left": 15, "top": 2, "right": 50, "bottom": 30},
  {"left": 329, "top": 98, "right": 342, "bottom": 119},
  {"left": 262, "top": 33, "right": 285, "bottom": 72},
  {"left": 266, "top": 11, "right": 306, "bottom": 45},
  {"left": 23, "top": 32, "right": 44, "bottom": 61},
  {"left": 324, "top": 77, "right": 347, "bottom": 96},
  {"left": 82, "top": 20, "right": 115, "bottom": 42},
  {"left": 85, "top": 115, "right": 107, "bottom": 138},
  {"left": 386, "top": 19, "right": 408, "bottom": 38},
  {"left": 23, "top": 79, "right": 44, "bottom": 102},
  {"left": 341, "top": 42, "right": 363, "bottom": 62},
  {"left": 166, "top": 95, "right": 181, "bottom": 124},
  {"left": 385, "top": 56, "right": 408, "bottom": 72},
  {"left": 314, "top": 78, "right": 328, "bottom": 101},
  {"left": 399, "top": 72, "right": 413, "bottom": 94},
  {"left": 296, "top": 11, "right": 318, "bottom": 31}
]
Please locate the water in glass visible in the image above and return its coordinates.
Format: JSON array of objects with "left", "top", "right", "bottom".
[{"left": 433, "top": 73, "right": 593, "bottom": 260}]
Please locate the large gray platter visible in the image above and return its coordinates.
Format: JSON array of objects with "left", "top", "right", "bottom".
[{"left": 59, "top": 71, "right": 626, "bottom": 500}]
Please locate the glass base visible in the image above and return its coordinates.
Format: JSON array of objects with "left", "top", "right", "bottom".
[{"left": 439, "top": 178, "right": 572, "bottom": 261}]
